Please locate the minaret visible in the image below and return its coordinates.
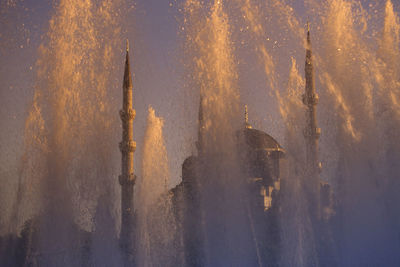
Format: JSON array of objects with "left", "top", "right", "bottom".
[
  {"left": 302, "top": 23, "right": 321, "bottom": 218},
  {"left": 119, "top": 40, "right": 136, "bottom": 264}
]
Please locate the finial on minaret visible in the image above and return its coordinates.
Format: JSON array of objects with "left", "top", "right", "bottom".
[
  {"left": 123, "top": 40, "right": 133, "bottom": 90},
  {"left": 306, "top": 21, "right": 311, "bottom": 45},
  {"left": 245, "top": 104, "right": 252, "bottom": 129}
]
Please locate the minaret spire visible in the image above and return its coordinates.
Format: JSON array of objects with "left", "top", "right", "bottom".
[
  {"left": 302, "top": 24, "right": 321, "bottom": 218},
  {"left": 306, "top": 21, "right": 311, "bottom": 49},
  {"left": 119, "top": 39, "right": 136, "bottom": 265}
]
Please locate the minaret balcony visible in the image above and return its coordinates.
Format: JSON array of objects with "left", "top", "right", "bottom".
[
  {"left": 120, "top": 108, "right": 136, "bottom": 121},
  {"left": 119, "top": 140, "right": 136, "bottom": 152},
  {"left": 119, "top": 173, "right": 136, "bottom": 186},
  {"left": 302, "top": 93, "right": 319, "bottom": 106}
]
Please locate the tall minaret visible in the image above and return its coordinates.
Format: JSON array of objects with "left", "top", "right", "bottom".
[
  {"left": 302, "top": 23, "right": 321, "bottom": 218},
  {"left": 119, "top": 40, "right": 136, "bottom": 264}
]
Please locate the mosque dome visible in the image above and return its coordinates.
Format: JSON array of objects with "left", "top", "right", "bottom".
[{"left": 243, "top": 128, "right": 284, "bottom": 154}]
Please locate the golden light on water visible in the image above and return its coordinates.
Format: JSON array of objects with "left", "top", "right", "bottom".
[{"left": 1, "top": 0, "right": 400, "bottom": 266}]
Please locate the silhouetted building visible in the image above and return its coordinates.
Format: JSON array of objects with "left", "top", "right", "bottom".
[
  {"left": 170, "top": 26, "right": 335, "bottom": 267},
  {"left": 171, "top": 98, "right": 286, "bottom": 266}
]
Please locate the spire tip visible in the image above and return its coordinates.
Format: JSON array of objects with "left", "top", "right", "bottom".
[{"left": 126, "top": 39, "right": 129, "bottom": 52}]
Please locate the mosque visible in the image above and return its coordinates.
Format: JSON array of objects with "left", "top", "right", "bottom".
[
  {"left": 170, "top": 103, "right": 286, "bottom": 266},
  {"left": 0, "top": 27, "right": 333, "bottom": 267},
  {"left": 167, "top": 26, "right": 332, "bottom": 266}
]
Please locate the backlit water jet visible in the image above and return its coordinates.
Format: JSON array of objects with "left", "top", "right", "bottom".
[
  {"left": 0, "top": 0, "right": 400, "bottom": 266},
  {"left": 183, "top": 0, "right": 255, "bottom": 265},
  {"left": 136, "top": 106, "right": 176, "bottom": 266},
  {"left": 316, "top": 0, "right": 400, "bottom": 265},
  {"left": 6, "top": 0, "right": 124, "bottom": 265}
]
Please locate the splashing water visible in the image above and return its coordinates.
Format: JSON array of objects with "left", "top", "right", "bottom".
[
  {"left": 7, "top": 0, "right": 125, "bottom": 265},
  {"left": 183, "top": 0, "right": 400, "bottom": 265},
  {"left": 277, "top": 58, "right": 319, "bottom": 267},
  {"left": 183, "top": 0, "right": 262, "bottom": 266},
  {"left": 136, "top": 106, "right": 176, "bottom": 266},
  {"left": 235, "top": 0, "right": 400, "bottom": 265},
  {"left": 313, "top": 1, "right": 400, "bottom": 265},
  {"left": 1, "top": 0, "right": 400, "bottom": 266}
]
